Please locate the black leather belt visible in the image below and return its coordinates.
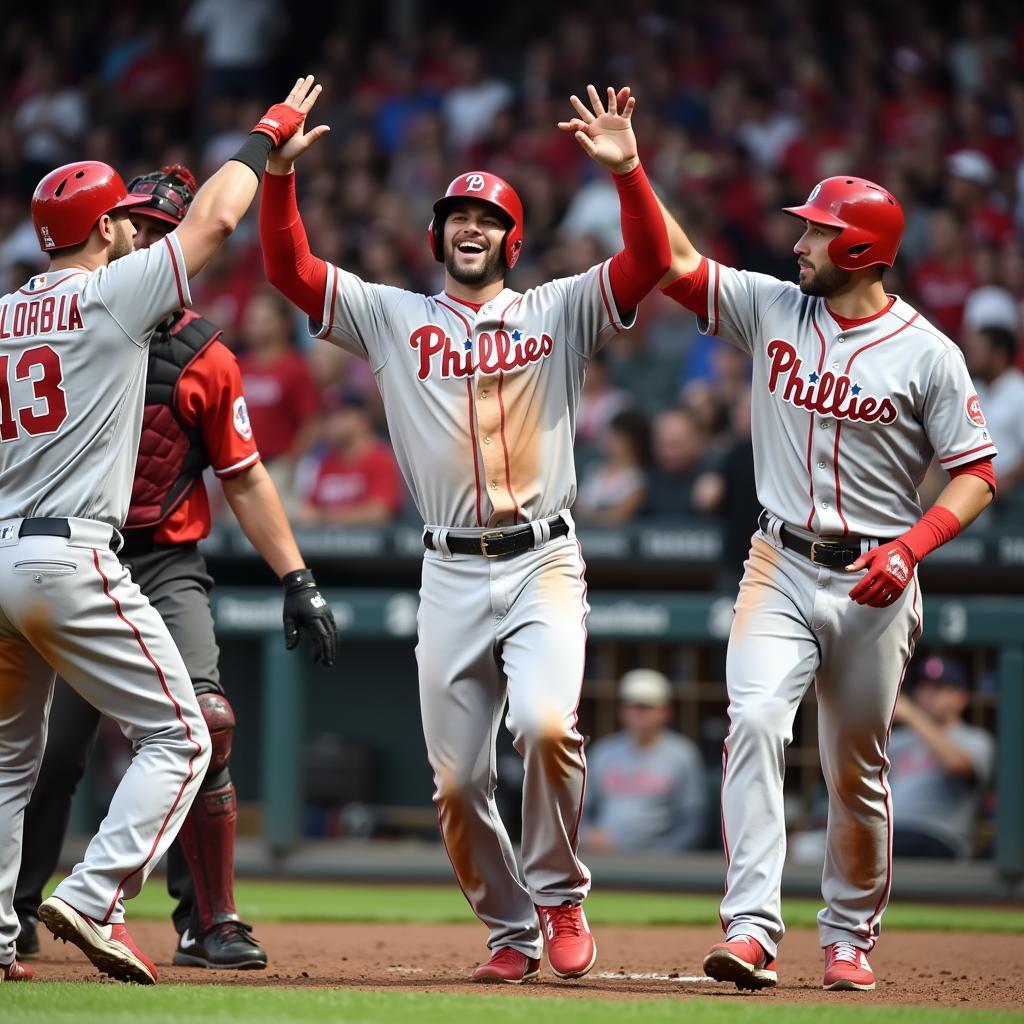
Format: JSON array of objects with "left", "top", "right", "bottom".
[
  {"left": 20, "top": 517, "right": 119, "bottom": 551},
  {"left": 424, "top": 515, "right": 569, "bottom": 559},
  {"left": 757, "top": 510, "right": 883, "bottom": 570}
]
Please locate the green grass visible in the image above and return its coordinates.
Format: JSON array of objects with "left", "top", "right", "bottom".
[
  {"left": 71, "top": 879, "right": 1024, "bottom": 933},
  {"left": 4, "top": 987, "right": 1024, "bottom": 1024}
]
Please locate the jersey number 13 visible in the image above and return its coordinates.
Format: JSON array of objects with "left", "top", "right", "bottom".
[{"left": 0, "top": 345, "right": 68, "bottom": 441}]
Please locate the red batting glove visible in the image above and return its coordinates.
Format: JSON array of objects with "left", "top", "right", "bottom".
[
  {"left": 846, "top": 540, "right": 916, "bottom": 607},
  {"left": 251, "top": 103, "right": 305, "bottom": 147}
]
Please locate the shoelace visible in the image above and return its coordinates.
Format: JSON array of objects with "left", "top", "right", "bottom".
[
  {"left": 543, "top": 903, "right": 582, "bottom": 939},
  {"left": 832, "top": 941, "right": 860, "bottom": 964},
  {"left": 213, "top": 921, "right": 258, "bottom": 945}
]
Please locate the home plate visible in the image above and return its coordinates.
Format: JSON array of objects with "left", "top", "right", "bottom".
[
  {"left": 595, "top": 972, "right": 714, "bottom": 983},
  {"left": 386, "top": 966, "right": 425, "bottom": 974}
]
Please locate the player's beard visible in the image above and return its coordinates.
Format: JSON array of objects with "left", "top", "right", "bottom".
[
  {"left": 108, "top": 219, "right": 134, "bottom": 262},
  {"left": 798, "top": 260, "right": 852, "bottom": 297},
  {"left": 445, "top": 243, "right": 504, "bottom": 287}
]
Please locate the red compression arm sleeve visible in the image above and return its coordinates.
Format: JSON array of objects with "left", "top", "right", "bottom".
[
  {"left": 898, "top": 506, "right": 961, "bottom": 561},
  {"left": 661, "top": 258, "right": 710, "bottom": 319},
  {"left": 607, "top": 164, "right": 671, "bottom": 316},
  {"left": 949, "top": 455, "right": 997, "bottom": 494},
  {"left": 259, "top": 171, "right": 328, "bottom": 321}
]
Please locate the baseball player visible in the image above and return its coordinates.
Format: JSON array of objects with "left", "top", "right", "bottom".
[
  {"left": 646, "top": 158, "right": 997, "bottom": 989},
  {"left": 259, "top": 84, "right": 669, "bottom": 983},
  {"left": 0, "top": 75, "right": 322, "bottom": 984},
  {"left": 12, "top": 164, "right": 336, "bottom": 972}
]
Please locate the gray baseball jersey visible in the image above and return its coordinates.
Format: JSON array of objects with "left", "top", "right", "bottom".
[
  {"left": 0, "top": 233, "right": 210, "bottom": 967},
  {"left": 700, "top": 264, "right": 997, "bottom": 536},
  {"left": 311, "top": 259, "right": 631, "bottom": 528},
  {"left": 0, "top": 234, "right": 190, "bottom": 526},
  {"left": 310, "top": 258, "right": 631, "bottom": 958},
  {"left": 668, "top": 259, "right": 996, "bottom": 960}
]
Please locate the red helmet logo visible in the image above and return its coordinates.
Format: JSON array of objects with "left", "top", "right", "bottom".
[{"left": 427, "top": 171, "right": 524, "bottom": 269}]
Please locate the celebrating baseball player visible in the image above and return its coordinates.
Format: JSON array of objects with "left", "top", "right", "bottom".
[
  {"left": 260, "top": 83, "right": 668, "bottom": 982},
  {"left": 12, "top": 164, "right": 336, "bottom": 973},
  {"left": 641, "top": 132, "right": 996, "bottom": 987},
  {"left": 0, "top": 75, "right": 323, "bottom": 985}
]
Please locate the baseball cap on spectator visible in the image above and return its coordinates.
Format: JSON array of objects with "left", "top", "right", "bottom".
[
  {"left": 618, "top": 669, "right": 672, "bottom": 706},
  {"left": 913, "top": 655, "right": 968, "bottom": 690},
  {"left": 962, "top": 285, "right": 1020, "bottom": 333},
  {"left": 947, "top": 150, "right": 996, "bottom": 189}
]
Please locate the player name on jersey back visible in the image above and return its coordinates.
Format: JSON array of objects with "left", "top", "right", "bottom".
[{"left": 0, "top": 291, "right": 85, "bottom": 339}]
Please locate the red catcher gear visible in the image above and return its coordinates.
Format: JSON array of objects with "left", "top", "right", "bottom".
[
  {"left": 32, "top": 161, "right": 150, "bottom": 252},
  {"left": 782, "top": 176, "right": 904, "bottom": 271},
  {"left": 428, "top": 171, "right": 524, "bottom": 269}
]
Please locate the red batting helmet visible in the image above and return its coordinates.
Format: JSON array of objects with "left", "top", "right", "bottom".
[
  {"left": 782, "top": 176, "right": 904, "bottom": 271},
  {"left": 126, "top": 164, "right": 197, "bottom": 226},
  {"left": 32, "top": 161, "right": 150, "bottom": 252},
  {"left": 428, "top": 171, "right": 524, "bottom": 269}
]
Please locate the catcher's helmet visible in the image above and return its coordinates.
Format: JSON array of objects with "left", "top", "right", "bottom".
[
  {"left": 32, "top": 161, "right": 150, "bottom": 252},
  {"left": 782, "top": 176, "right": 904, "bottom": 271},
  {"left": 126, "top": 164, "right": 197, "bottom": 226},
  {"left": 428, "top": 171, "right": 524, "bottom": 269}
]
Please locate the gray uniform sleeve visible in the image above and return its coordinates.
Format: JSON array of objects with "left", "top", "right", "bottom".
[
  {"left": 309, "top": 261, "right": 401, "bottom": 373},
  {"left": 697, "top": 260, "right": 794, "bottom": 355},
  {"left": 92, "top": 232, "right": 191, "bottom": 346},
  {"left": 921, "top": 347, "right": 999, "bottom": 471},
  {"left": 952, "top": 725, "right": 996, "bottom": 787},
  {"left": 546, "top": 259, "right": 638, "bottom": 359}
]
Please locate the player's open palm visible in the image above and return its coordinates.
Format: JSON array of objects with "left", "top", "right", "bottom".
[
  {"left": 267, "top": 75, "right": 331, "bottom": 173},
  {"left": 558, "top": 85, "right": 639, "bottom": 175}
]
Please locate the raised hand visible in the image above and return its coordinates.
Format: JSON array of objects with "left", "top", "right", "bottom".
[
  {"left": 266, "top": 75, "right": 331, "bottom": 174},
  {"left": 558, "top": 85, "right": 639, "bottom": 175}
]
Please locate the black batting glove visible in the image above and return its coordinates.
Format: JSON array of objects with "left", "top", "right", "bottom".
[{"left": 282, "top": 568, "right": 337, "bottom": 667}]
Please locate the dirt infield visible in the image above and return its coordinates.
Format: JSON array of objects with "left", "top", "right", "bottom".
[{"left": 28, "top": 921, "right": 1023, "bottom": 1008}]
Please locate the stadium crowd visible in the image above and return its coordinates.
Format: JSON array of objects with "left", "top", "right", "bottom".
[{"left": 2, "top": 0, "right": 1024, "bottom": 523}]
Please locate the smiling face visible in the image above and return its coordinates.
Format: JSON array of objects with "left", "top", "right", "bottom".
[
  {"left": 442, "top": 199, "right": 508, "bottom": 287},
  {"left": 793, "top": 220, "right": 852, "bottom": 297}
]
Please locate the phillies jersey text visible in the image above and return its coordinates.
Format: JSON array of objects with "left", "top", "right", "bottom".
[
  {"left": 698, "top": 261, "right": 996, "bottom": 536},
  {"left": 310, "top": 259, "right": 632, "bottom": 528}
]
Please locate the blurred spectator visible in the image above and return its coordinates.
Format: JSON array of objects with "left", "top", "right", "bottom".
[
  {"left": 236, "top": 291, "right": 320, "bottom": 496},
  {"left": 441, "top": 45, "right": 513, "bottom": 153},
  {"left": 294, "top": 396, "right": 403, "bottom": 526},
  {"left": 641, "top": 407, "right": 709, "bottom": 519},
  {"left": 692, "top": 386, "right": 756, "bottom": 591},
  {"left": 582, "top": 669, "right": 707, "bottom": 853},
  {"left": 964, "top": 325, "right": 1024, "bottom": 498},
  {"left": 910, "top": 209, "right": 975, "bottom": 338},
  {"left": 889, "top": 655, "right": 995, "bottom": 859},
  {"left": 574, "top": 409, "right": 651, "bottom": 525},
  {"left": 945, "top": 150, "right": 1015, "bottom": 249},
  {"left": 12, "top": 56, "right": 86, "bottom": 180},
  {"left": 185, "top": 0, "right": 287, "bottom": 100}
]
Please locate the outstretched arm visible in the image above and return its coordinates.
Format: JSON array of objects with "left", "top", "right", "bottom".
[
  {"left": 259, "top": 82, "right": 333, "bottom": 320},
  {"left": 558, "top": 85, "right": 669, "bottom": 314},
  {"left": 175, "top": 75, "right": 321, "bottom": 280}
]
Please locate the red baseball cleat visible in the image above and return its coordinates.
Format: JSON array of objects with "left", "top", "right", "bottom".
[
  {"left": 2, "top": 959, "right": 32, "bottom": 981},
  {"left": 535, "top": 902, "right": 597, "bottom": 979},
  {"left": 38, "top": 896, "right": 157, "bottom": 985},
  {"left": 823, "top": 941, "right": 876, "bottom": 991},
  {"left": 471, "top": 947, "right": 541, "bottom": 984},
  {"left": 703, "top": 935, "right": 778, "bottom": 990}
]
